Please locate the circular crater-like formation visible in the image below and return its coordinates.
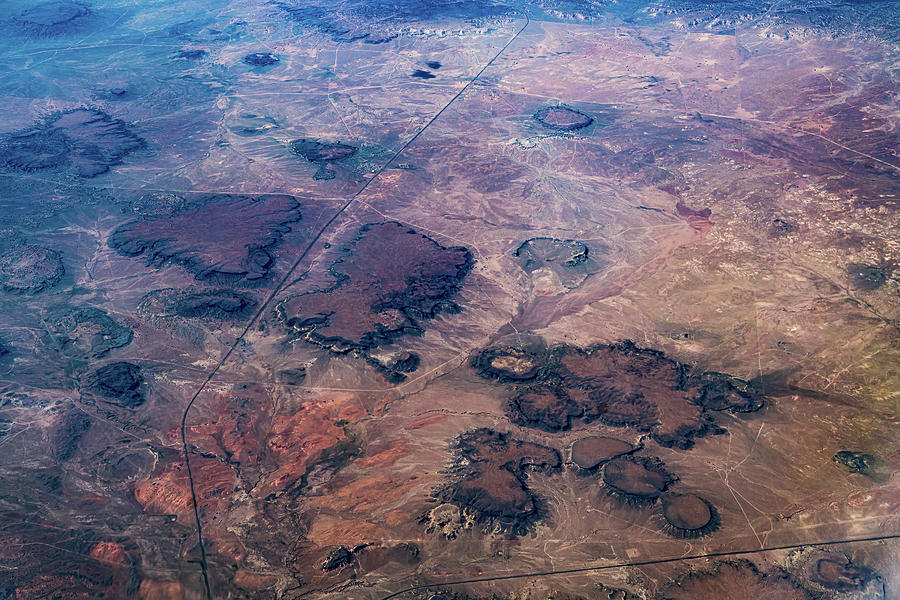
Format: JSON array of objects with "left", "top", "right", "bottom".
[
  {"left": 96, "top": 447, "right": 156, "bottom": 484},
  {"left": 660, "top": 493, "right": 719, "bottom": 538},
  {"left": 534, "top": 106, "right": 593, "bottom": 131},
  {"left": 507, "top": 385, "right": 578, "bottom": 431},
  {"left": 10, "top": 1, "right": 93, "bottom": 37},
  {"left": 243, "top": 52, "right": 279, "bottom": 66},
  {"left": 472, "top": 346, "right": 544, "bottom": 382},
  {"left": 0, "top": 245, "right": 64, "bottom": 294},
  {"left": 570, "top": 436, "right": 634, "bottom": 471},
  {"left": 787, "top": 548, "right": 884, "bottom": 597},
  {"left": 47, "top": 306, "right": 133, "bottom": 358},
  {"left": 602, "top": 456, "right": 674, "bottom": 506},
  {"left": 84, "top": 362, "right": 146, "bottom": 408}
]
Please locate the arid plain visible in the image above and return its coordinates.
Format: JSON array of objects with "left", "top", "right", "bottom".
[{"left": 0, "top": 0, "right": 897, "bottom": 598}]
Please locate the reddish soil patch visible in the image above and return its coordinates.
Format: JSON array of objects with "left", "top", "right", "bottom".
[
  {"left": 602, "top": 456, "right": 675, "bottom": 506},
  {"left": 278, "top": 222, "right": 472, "bottom": 381},
  {"left": 133, "top": 453, "right": 236, "bottom": 525},
  {"left": 675, "top": 201, "right": 713, "bottom": 233},
  {"left": 659, "top": 560, "right": 812, "bottom": 600},
  {"left": 570, "top": 436, "right": 635, "bottom": 471},
  {"left": 439, "top": 429, "right": 561, "bottom": 535},
  {"left": 109, "top": 194, "right": 301, "bottom": 286},
  {"left": 0, "top": 512, "right": 139, "bottom": 599},
  {"left": 659, "top": 493, "right": 719, "bottom": 538}
]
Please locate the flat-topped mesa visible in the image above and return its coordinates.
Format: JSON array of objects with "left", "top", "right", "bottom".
[
  {"left": 533, "top": 106, "right": 593, "bottom": 131},
  {"left": 0, "top": 245, "right": 65, "bottom": 294},
  {"left": 278, "top": 222, "right": 472, "bottom": 380},
  {"left": 602, "top": 456, "right": 675, "bottom": 506},
  {"left": 474, "top": 340, "right": 764, "bottom": 450},
  {"left": 109, "top": 194, "right": 301, "bottom": 287},
  {"left": 438, "top": 428, "right": 561, "bottom": 536},
  {"left": 661, "top": 560, "right": 814, "bottom": 600},
  {"left": 1, "top": 108, "right": 144, "bottom": 177},
  {"left": 659, "top": 493, "right": 719, "bottom": 538},
  {"left": 570, "top": 436, "right": 635, "bottom": 472}
]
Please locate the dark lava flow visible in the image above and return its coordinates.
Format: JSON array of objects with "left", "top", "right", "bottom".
[
  {"left": 139, "top": 288, "right": 258, "bottom": 321},
  {"left": 437, "top": 428, "right": 561, "bottom": 536},
  {"left": 659, "top": 560, "right": 814, "bottom": 599},
  {"left": 109, "top": 194, "right": 302, "bottom": 286},
  {"left": 47, "top": 306, "right": 133, "bottom": 358},
  {"left": 1, "top": 108, "right": 144, "bottom": 177},
  {"left": 278, "top": 222, "right": 472, "bottom": 382},
  {"left": 473, "top": 340, "right": 764, "bottom": 450},
  {"left": 289, "top": 138, "right": 357, "bottom": 179},
  {"left": 512, "top": 237, "right": 605, "bottom": 289},
  {"left": 570, "top": 436, "right": 635, "bottom": 472},
  {"left": 8, "top": 1, "right": 95, "bottom": 38}
]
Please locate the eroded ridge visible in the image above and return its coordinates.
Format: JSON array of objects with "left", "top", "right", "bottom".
[
  {"left": 474, "top": 340, "right": 764, "bottom": 449},
  {"left": 278, "top": 222, "right": 473, "bottom": 381},
  {"left": 109, "top": 194, "right": 302, "bottom": 286},
  {"left": 659, "top": 560, "right": 813, "bottom": 600},
  {"left": 436, "top": 429, "right": 561, "bottom": 536},
  {"left": 1, "top": 108, "right": 144, "bottom": 177},
  {"left": 138, "top": 288, "right": 258, "bottom": 321}
]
